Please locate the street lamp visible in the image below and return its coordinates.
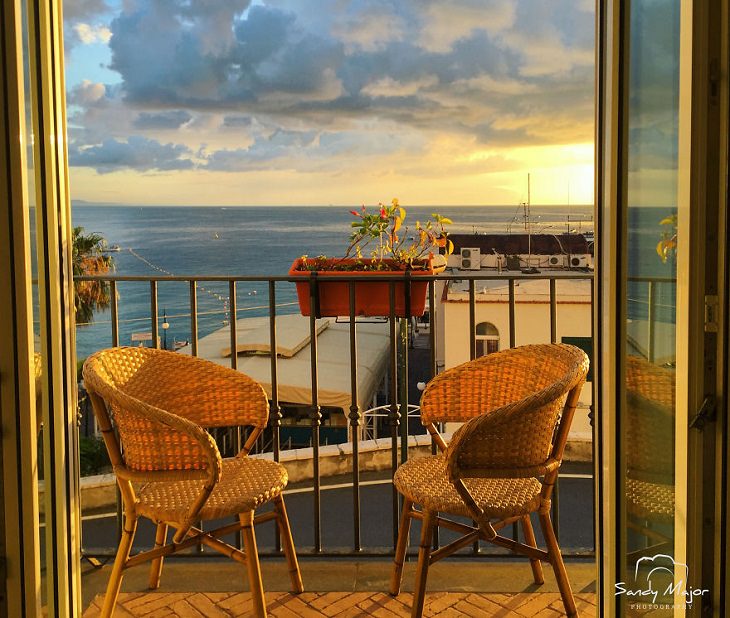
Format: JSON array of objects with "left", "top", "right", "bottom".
[{"left": 162, "top": 309, "right": 170, "bottom": 350}]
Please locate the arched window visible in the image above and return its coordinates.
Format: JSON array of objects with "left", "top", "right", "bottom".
[{"left": 475, "top": 322, "right": 499, "bottom": 356}]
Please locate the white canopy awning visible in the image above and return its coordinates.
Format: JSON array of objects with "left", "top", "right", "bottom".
[{"left": 180, "top": 314, "right": 390, "bottom": 411}]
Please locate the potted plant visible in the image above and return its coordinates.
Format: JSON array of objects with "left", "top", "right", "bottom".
[{"left": 289, "top": 199, "right": 453, "bottom": 317}]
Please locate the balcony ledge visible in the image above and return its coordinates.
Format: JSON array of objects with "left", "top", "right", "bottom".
[{"left": 40, "top": 433, "right": 592, "bottom": 516}]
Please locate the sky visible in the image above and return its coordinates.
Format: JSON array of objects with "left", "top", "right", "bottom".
[{"left": 63, "top": 0, "right": 597, "bottom": 206}]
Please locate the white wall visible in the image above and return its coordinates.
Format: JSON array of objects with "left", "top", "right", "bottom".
[
  {"left": 441, "top": 300, "right": 591, "bottom": 369},
  {"left": 439, "top": 298, "right": 594, "bottom": 441}
]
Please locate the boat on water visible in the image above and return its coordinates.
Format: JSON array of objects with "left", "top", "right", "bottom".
[{"left": 106, "top": 244, "right": 121, "bottom": 252}]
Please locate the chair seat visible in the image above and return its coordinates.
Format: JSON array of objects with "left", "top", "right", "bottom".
[
  {"left": 394, "top": 455, "right": 542, "bottom": 520},
  {"left": 136, "top": 456, "right": 288, "bottom": 523},
  {"left": 626, "top": 477, "right": 674, "bottom": 521}
]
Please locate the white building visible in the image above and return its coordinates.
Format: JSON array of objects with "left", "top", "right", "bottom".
[{"left": 433, "top": 233, "right": 594, "bottom": 442}]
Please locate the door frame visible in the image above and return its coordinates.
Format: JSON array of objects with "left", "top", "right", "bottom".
[{"left": 0, "top": 0, "right": 81, "bottom": 615}]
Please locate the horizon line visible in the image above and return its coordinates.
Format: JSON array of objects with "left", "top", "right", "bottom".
[{"left": 71, "top": 201, "right": 596, "bottom": 209}]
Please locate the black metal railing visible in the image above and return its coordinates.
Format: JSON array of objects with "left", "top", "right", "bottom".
[{"left": 76, "top": 270, "right": 598, "bottom": 560}]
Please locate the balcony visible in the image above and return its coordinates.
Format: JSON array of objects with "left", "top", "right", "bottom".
[{"left": 70, "top": 268, "right": 651, "bottom": 616}]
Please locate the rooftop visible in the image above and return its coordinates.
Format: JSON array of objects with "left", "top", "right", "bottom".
[{"left": 444, "top": 270, "right": 592, "bottom": 303}]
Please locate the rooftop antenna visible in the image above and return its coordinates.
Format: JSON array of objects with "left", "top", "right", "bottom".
[{"left": 526, "top": 173, "right": 531, "bottom": 265}]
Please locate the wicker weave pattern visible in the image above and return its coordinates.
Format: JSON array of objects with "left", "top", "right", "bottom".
[
  {"left": 626, "top": 354, "right": 675, "bottom": 409},
  {"left": 84, "top": 349, "right": 223, "bottom": 475},
  {"left": 136, "top": 456, "right": 288, "bottom": 523},
  {"left": 85, "top": 346, "right": 269, "bottom": 428},
  {"left": 625, "top": 355, "right": 675, "bottom": 484},
  {"left": 420, "top": 345, "right": 583, "bottom": 425},
  {"left": 443, "top": 344, "right": 589, "bottom": 476},
  {"left": 626, "top": 478, "right": 674, "bottom": 521},
  {"left": 108, "top": 399, "right": 217, "bottom": 474},
  {"left": 394, "top": 455, "right": 542, "bottom": 519}
]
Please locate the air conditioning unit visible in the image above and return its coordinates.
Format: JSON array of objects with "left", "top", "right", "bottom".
[
  {"left": 547, "top": 255, "right": 567, "bottom": 268},
  {"left": 460, "top": 248, "right": 481, "bottom": 270},
  {"left": 569, "top": 255, "right": 590, "bottom": 268}
]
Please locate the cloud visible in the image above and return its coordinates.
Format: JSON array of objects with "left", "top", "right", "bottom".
[
  {"left": 361, "top": 75, "right": 439, "bottom": 98},
  {"left": 63, "top": 0, "right": 109, "bottom": 21},
  {"left": 416, "top": 0, "right": 516, "bottom": 53},
  {"left": 74, "top": 23, "right": 112, "bottom": 44},
  {"left": 203, "top": 128, "right": 320, "bottom": 171},
  {"left": 68, "top": 0, "right": 596, "bottom": 179},
  {"left": 222, "top": 115, "right": 252, "bottom": 128},
  {"left": 63, "top": 1, "right": 113, "bottom": 50},
  {"left": 133, "top": 110, "right": 193, "bottom": 130},
  {"left": 107, "top": 2, "right": 345, "bottom": 107},
  {"left": 69, "top": 136, "right": 194, "bottom": 173},
  {"left": 68, "top": 79, "right": 106, "bottom": 105}
]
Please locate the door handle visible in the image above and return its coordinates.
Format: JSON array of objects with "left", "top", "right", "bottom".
[{"left": 689, "top": 395, "right": 716, "bottom": 430}]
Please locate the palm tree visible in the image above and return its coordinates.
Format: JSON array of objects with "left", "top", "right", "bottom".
[{"left": 72, "top": 226, "right": 115, "bottom": 324}]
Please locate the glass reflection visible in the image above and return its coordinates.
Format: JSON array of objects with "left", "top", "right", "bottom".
[{"left": 623, "top": 0, "right": 679, "bottom": 612}]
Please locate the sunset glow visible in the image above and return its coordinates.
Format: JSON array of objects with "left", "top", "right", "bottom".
[{"left": 64, "top": 0, "right": 596, "bottom": 206}]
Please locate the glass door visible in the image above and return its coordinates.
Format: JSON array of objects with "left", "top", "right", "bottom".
[
  {"left": 599, "top": 0, "right": 728, "bottom": 614},
  {"left": 621, "top": 4, "right": 680, "bottom": 612}
]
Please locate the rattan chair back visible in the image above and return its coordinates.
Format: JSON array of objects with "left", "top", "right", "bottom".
[
  {"left": 625, "top": 355, "right": 675, "bottom": 484},
  {"left": 83, "top": 346, "right": 268, "bottom": 476},
  {"left": 85, "top": 345, "right": 269, "bottom": 426},
  {"left": 435, "top": 344, "right": 589, "bottom": 480}
]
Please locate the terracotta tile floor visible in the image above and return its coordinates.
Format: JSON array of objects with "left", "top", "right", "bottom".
[
  {"left": 81, "top": 559, "right": 598, "bottom": 616},
  {"left": 83, "top": 590, "right": 598, "bottom": 617}
]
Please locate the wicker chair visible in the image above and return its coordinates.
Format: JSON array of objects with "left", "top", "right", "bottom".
[
  {"left": 83, "top": 347, "right": 303, "bottom": 618},
  {"left": 389, "top": 344, "right": 589, "bottom": 618}
]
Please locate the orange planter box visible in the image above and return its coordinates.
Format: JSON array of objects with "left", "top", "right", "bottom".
[{"left": 288, "top": 257, "right": 433, "bottom": 317}]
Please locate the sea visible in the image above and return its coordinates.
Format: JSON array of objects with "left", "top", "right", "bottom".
[{"left": 70, "top": 204, "right": 673, "bottom": 360}]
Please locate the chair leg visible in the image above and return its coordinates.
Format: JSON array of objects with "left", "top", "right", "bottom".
[
  {"left": 521, "top": 514, "right": 544, "bottom": 585},
  {"left": 389, "top": 498, "right": 414, "bottom": 596},
  {"left": 241, "top": 511, "right": 267, "bottom": 618},
  {"left": 539, "top": 510, "right": 577, "bottom": 617},
  {"left": 100, "top": 514, "right": 138, "bottom": 618},
  {"left": 273, "top": 495, "right": 303, "bottom": 594},
  {"left": 148, "top": 522, "right": 168, "bottom": 590},
  {"left": 411, "top": 508, "right": 436, "bottom": 618}
]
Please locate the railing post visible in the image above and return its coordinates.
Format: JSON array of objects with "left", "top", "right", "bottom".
[
  {"left": 389, "top": 283, "right": 401, "bottom": 548},
  {"left": 550, "top": 278, "right": 557, "bottom": 343},
  {"left": 428, "top": 280, "right": 440, "bottom": 550},
  {"left": 469, "top": 279, "right": 476, "bottom": 360},
  {"left": 508, "top": 279, "right": 516, "bottom": 347},
  {"left": 229, "top": 281, "right": 238, "bottom": 371},
  {"left": 189, "top": 281, "right": 198, "bottom": 357},
  {"left": 308, "top": 282, "right": 322, "bottom": 553},
  {"left": 268, "top": 281, "right": 282, "bottom": 552},
  {"left": 228, "top": 281, "right": 242, "bottom": 548},
  {"left": 428, "top": 280, "right": 437, "bottom": 379},
  {"left": 399, "top": 317, "right": 409, "bottom": 465},
  {"left": 348, "top": 282, "right": 362, "bottom": 551},
  {"left": 110, "top": 280, "right": 119, "bottom": 347},
  {"left": 647, "top": 280, "right": 656, "bottom": 362},
  {"left": 150, "top": 280, "right": 159, "bottom": 348}
]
